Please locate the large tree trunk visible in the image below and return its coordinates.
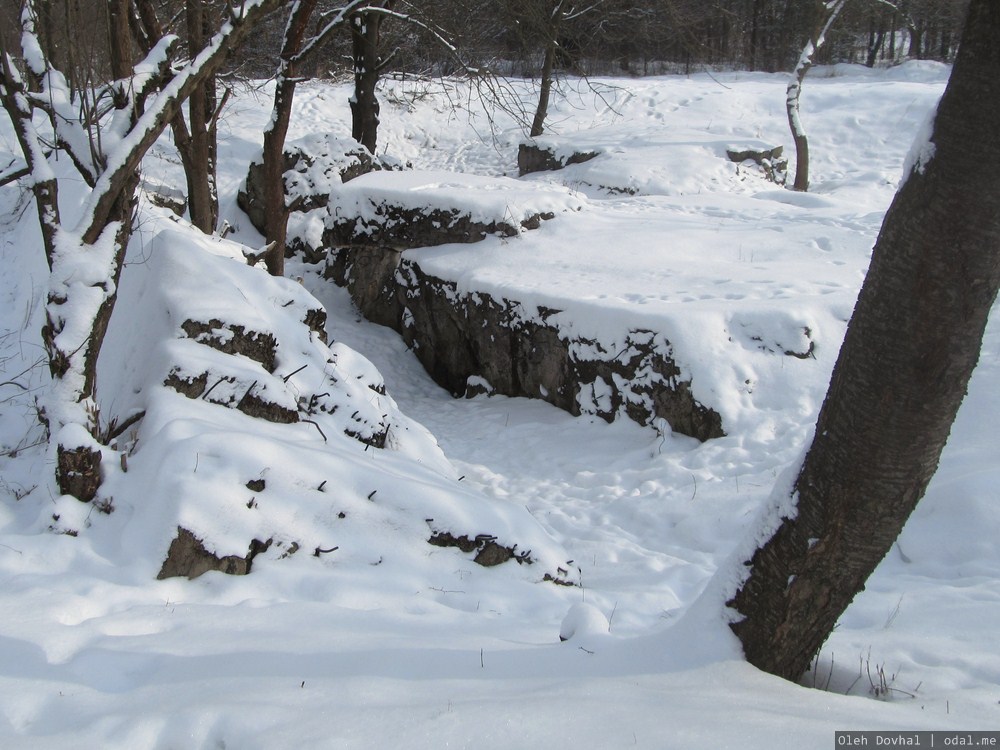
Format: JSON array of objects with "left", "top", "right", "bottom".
[{"left": 729, "top": 0, "right": 1000, "bottom": 682}]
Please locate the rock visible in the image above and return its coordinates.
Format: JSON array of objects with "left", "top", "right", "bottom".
[
  {"left": 299, "top": 169, "right": 571, "bottom": 264},
  {"left": 163, "top": 367, "right": 299, "bottom": 425},
  {"left": 142, "top": 180, "right": 187, "bottom": 216},
  {"left": 163, "top": 369, "right": 208, "bottom": 399},
  {"left": 428, "top": 531, "right": 532, "bottom": 568},
  {"left": 726, "top": 144, "right": 787, "bottom": 184},
  {"left": 157, "top": 527, "right": 271, "bottom": 580},
  {"left": 332, "top": 256, "right": 725, "bottom": 441},
  {"left": 518, "top": 142, "right": 599, "bottom": 176},
  {"left": 181, "top": 319, "right": 278, "bottom": 373},
  {"left": 56, "top": 444, "right": 102, "bottom": 503},
  {"left": 235, "top": 384, "right": 299, "bottom": 424},
  {"left": 237, "top": 133, "right": 387, "bottom": 237}
]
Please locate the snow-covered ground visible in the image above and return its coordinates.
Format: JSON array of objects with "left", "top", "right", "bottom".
[{"left": 2, "top": 62, "right": 998, "bottom": 748}]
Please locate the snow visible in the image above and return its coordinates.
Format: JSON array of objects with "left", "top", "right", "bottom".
[
  {"left": 901, "top": 106, "right": 939, "bottom": 184},
  {"left": 3, "top": 62, "right": 999, "bottom": 748},
  {"left": 326, "top": 169, "right": 584, "bottom": 233}
]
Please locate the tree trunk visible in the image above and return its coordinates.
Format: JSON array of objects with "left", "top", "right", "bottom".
[
  {"left": 749, "top": 0, "right": 763, "bottom": 70},
  {"left": 107, "top": 0, "right": 132, "bottom": 84},
  {"left": 49, "top": 175, "right": 138, "bottom": 501},
  {"left": 866, "top": 10, "right": 887, "bottom": 68},
  {"left": 184, "top": 0, "right": 219, "bottom": 233},
  {"left": 888, "top": 8, "right": 897, "bottom": 60},
  {"left": 261, "top": 0, "right": 318, "bottom": 277},
  {"left": 2, "top": 0, "right": 282, "bottom": 501},
  {"left": 529, "top": 0, "right": 565, "bottom": 138},
  {"left": 530, "top": 37, "right": 557, "bottom": 137},
  {"left": 349, "top": 9, "right": 385, "bottom": 153},
  {"left": 729, "top": 0, "right": 1000, "bottom": 682},
  {"left": 786, "top": 0, "right": 846, "bottom": 192}
]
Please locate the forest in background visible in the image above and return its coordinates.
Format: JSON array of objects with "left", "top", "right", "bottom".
[{"left": 1, "top": 0, "right": 969, "bottom": 83}]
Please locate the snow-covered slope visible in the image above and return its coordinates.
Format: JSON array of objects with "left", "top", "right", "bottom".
[{"left": 3, "top": 62, "right": 998, "bottom": 748}]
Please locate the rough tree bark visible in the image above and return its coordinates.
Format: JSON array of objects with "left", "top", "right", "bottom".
[
  {"left": 133, "top": 0, "right": 222, "bottom": 233},
  {"left": 729, "top": 0, "right": 1000, "bottom": 682}
]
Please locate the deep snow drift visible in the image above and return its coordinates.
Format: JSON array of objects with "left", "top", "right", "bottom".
[{"left": 1, "top": 62, "right": 998, "bottom": 748}]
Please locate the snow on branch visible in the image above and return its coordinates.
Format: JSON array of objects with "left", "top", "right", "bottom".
[{"left": 0, "top": 49, "right": 56, "bottom": 186}]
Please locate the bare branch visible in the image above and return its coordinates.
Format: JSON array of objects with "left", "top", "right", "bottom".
[
  {"left": 0, "top": 160, "right": 30, "bottom": 186},
  {"left": 78, "top": 0, "right": 283, "bottom": 245}
]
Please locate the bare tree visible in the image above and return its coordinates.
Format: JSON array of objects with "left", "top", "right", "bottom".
[
  {"left": 0, "top": 0, "right": 281, "bottom": 501},
  {"left": 254, "top": 0, "right": 459, "bottom": 276},
  {"left": 258, "top": 0, "right": 320, "bottom": 277},
  {"left": 786, "top": 0, "right": 847, "bottom": 192},
  {"left": 255, "top": 0, "right": 384, "bottom": 276},
  {"left": 728, "top": 0, "right": 1000, "bottom": 681},
  {"left": 132, "top": 0, "right": 229, "bottom": 233}
]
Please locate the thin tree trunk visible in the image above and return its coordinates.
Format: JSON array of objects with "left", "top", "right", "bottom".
[
  {"left": 529, "top": 0, "right": 565, "bottom": 138},
  {"left": 749, "top": 0, "right": 764, "bottom": 70},
  {"left": 107, "top": 0, "right": 132, "bottom": 86},
  {"left": 261, "top": 0, "right": 318, "bottom": 277},
  {"left": 530, "top": 38, "right": 557, "bottom": 137},
  {"left": 729, "top": 0, "right": 1000, "bottom": 682},
  {"left": 866, "top": 10, "right": 887, "bottom": 68},
  {"left": 786, "top": 0, "right": 847, "bottom": 192},
  {"left": 349, "top": 9, "right": 384, "bottom": 153},
  {"left": 185, "top": 0, "right": 218, "bottom": 233}
]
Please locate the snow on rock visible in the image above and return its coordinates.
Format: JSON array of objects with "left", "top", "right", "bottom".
[
  {"left": 238, "top": 133, "right": 391, "bottom": 238},
  {"left": 7, "top": 64, "right": 998, "bottom": 749},
  {"left": 238, "top": 132, "right": 584, "bottom": 263},
  {"left": 336, "top": 258, "right": 726, "bottom": 439},
  {"left": 290, "top": 168, "right": 584, "bottom": 259},
  {"left": 517, "top": 140, "right": 599, "bottom": 175},
  {"left": 518, "top": 126, "right": 772, "bottom": 197},
  {"left": 91, "top": 213, "right": 578, "bottom": 584}
]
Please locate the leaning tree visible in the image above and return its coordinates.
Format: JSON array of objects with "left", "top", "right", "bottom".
[
  {"left": 728, "top": 0, "right": 1000, "bottom": 681},
  {"left": 0, "top": 0, "right": 281, "bottom": 501}
]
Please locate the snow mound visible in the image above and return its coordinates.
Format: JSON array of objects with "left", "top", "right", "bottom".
[
  {"left": 85, "top": 214, "right": 578, "bottom": 586},
  {"left": 559, "top": 602, "right": 610, "bottom": 642},
  {"left": 521, "top": 127, "right": 776, "bottom": 197}
]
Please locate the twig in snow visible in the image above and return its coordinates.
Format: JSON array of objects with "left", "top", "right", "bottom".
[
  {"left": 300, "top": 419, "right": 327, "bottom": 442},
  {"left": 282, "top": 364, "right": 308, "bottom": 382}
]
